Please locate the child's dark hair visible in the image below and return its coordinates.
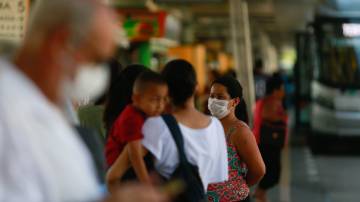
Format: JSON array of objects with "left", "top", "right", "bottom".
[
  {"left": 266, "top": 74, "right": 284, "bottom": 96},
  {"left": 133, "top": 70, "right": 167, "bottom": 93},
  {"left": 162, "top": 59, "right": 197, "bottom": 107},
  {"left": 212, "top": 76, "right": 249, "bottom": 124},
  {"left": 103, "top": 64, "right": 147, "bottom": 133}
]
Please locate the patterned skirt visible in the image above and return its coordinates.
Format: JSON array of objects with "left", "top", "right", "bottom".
[{"left": 207, "top": 169, "right": 250, "bottom": 202}]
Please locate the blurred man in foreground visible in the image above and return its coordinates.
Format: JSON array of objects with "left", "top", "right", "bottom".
[{"left": 0, "top": 0, "right": 165, "bottom": 201}]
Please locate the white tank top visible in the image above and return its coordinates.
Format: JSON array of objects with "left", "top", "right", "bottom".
[{"left": 142, "top": 116, "right": 229, "bottom": 190}]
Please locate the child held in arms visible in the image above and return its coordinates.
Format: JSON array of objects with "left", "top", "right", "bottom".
[{"left": 105, "top": 70, "right": 168, "bottom": 190}]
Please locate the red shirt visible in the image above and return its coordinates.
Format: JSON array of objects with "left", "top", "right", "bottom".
[
  {"left": 252, "top": 98, "right": 288, "bottom": 145},
  {"left": 105, "top": 105, "right": 146, "bottom": 167}
]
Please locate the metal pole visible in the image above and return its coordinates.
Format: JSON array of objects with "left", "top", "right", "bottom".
[{"left": 230, "top": 0, "right": 255, "bottom": 125}]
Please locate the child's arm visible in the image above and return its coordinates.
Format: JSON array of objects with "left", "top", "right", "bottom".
[
  {"left": 127, "top": 140, "right": 151, "bottom": 184},
  {"left": 106, "top": 147, "right": 131, "bottom": 193}
]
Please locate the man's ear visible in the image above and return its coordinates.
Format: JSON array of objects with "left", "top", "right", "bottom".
[{"left": 48, "top": 25, "right": 72, "bottom": 55}]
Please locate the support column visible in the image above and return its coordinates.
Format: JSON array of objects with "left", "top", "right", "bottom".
[{"left": 230, "top": 0, "right": 255, "bottom": 125}]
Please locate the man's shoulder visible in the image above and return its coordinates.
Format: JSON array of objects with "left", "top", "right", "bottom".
[{"left": 0, "top": 59, "right": 42, "bottom": 105}]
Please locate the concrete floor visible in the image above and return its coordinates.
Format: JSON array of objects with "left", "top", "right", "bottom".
[{"left": 265, "top": 138, "right": 360, "bottom": 202}]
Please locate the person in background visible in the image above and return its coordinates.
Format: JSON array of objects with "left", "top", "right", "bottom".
[
  {"left": 106, "top": 71, "right": 168, "bottom": 188},
  {"left": 207, "top": 76, "right": 265, "bottom": 202},
  {"left": 0, "top": 0, "right": 166, "bottom": 201},
  {"left": 224, "top": 69, "right": 237, "bottom": 78},
  {"left": 77, "top": 58, "right": 123, "bottom": 139},
  {"left": 254, "top": 59, "right": 268, "bottom": 101},
  {"left": 253, "top": 74, "right": 288, "bottom": 202},
  {"left": 75, "top": 59, "right": 123, "bottom": 184},
  {"left": 273, "top": 70, "right": 294, "bottom": 110},
  {"left": 103, "top": 64, "right": 147, "bottom": 134}
]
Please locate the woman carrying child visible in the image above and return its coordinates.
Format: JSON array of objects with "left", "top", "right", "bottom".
[{"left": 107, "top": 60, "right": 229, "bottom": 202}]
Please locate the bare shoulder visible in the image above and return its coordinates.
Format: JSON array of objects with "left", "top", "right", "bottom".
[
  {"left": 236, "top": 121, "right": 252, "bottom": 134},
  {"left": 230, "top": 121, "right": 254, "bottom": 142}
]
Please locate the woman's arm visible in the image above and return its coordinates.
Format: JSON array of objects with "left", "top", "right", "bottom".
[
  {"left": 106, "top": 146, "right": 131, "bottom": 193},
  {"left": 232, "top": 125, "right": 266, "bottom": 186},
  {"left": 106, "top": 144, "right": 150, "bottom": 192},
  {"left": 128, "top": 140, "right": 151, "bottom": 184}
]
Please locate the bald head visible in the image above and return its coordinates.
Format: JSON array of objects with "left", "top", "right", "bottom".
[
  {"left": 16, "top": 0, "right": 118, "bottom": 104},
  {"left": 25, "top": 0, "right": 117, "bottom": 56}
]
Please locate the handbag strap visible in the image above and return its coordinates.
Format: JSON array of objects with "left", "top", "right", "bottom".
[{"left": 162, "top": 114, "right": 189, "bottom": 164}]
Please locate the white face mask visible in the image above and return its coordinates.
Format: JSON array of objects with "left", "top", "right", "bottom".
[
  {"left": 208, "top": 98, "right": 231, "bottom": 119},
  {"left": 63, "top": 64, "right": 110, "bottom": 105}
]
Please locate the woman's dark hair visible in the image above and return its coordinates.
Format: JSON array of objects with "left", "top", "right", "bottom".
[
  {"left": 266, "top": 74, "right": 284, "bottom": 96},
  {"left": 212, "top": 76, "right": 249, "bottom": 124},
  {"left": 94, "top": 58, "right": 123, "bottom": 105},
  {"left": 103, "top": 64, "right": 147, "bottom": 133},
  {"left": 162, "top": 59, "right": 197, "bottom": 107}
]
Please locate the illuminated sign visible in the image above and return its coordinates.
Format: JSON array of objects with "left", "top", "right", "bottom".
[
  {"left": 0, "top": 0, "right": 29, "bottom": 42},
  {"left": 343, "top": 23, "right": 360, "bottom": 37},
  {"left": 117, "top": 9, "right": 167, "bottom": 42}
]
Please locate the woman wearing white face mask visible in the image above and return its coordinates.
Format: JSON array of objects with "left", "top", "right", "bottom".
[{"left": 207, "top": 76, "right": 266, "bottom": 202}]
